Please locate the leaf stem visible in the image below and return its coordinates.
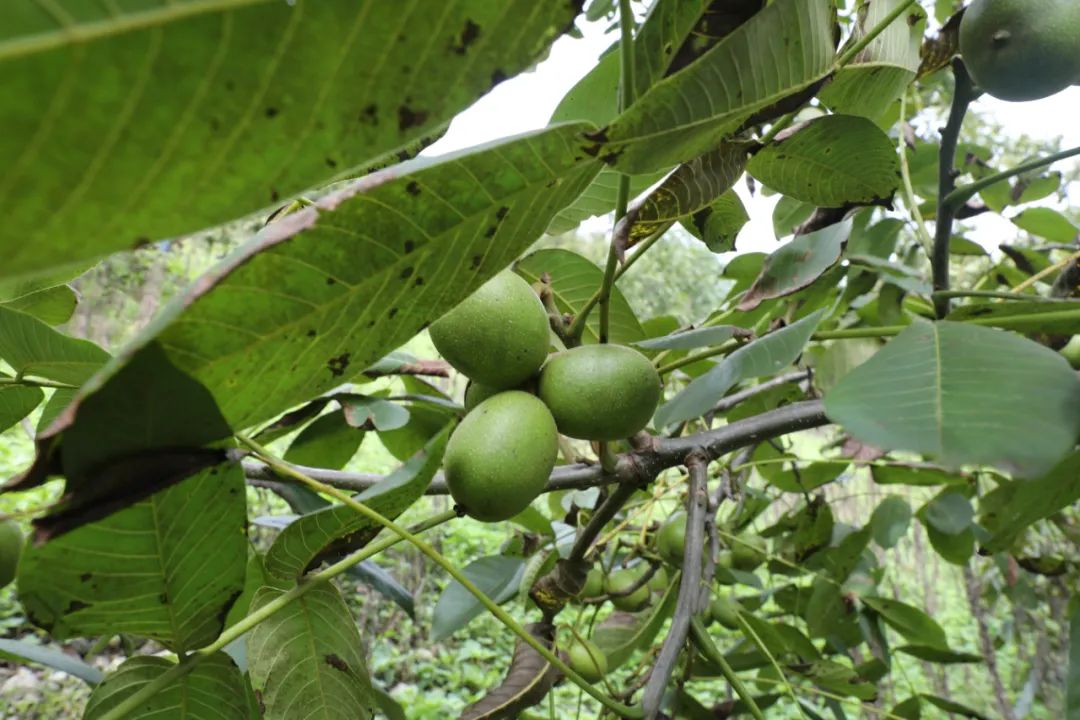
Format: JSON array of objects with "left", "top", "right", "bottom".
[
  {"left": 835, "top": 0, "right": 919, "bottom": 68},
  {"left": 596, "top": 0, "right": 637, "bottom": 345},
  {"left": 97, "top": 508, "right": 457, "bottom": 720},
  {"left": 932, "top": 60, "right": 979, "bottom": 318},
  {"left": 239, "top": 436, "right": 644, "bottom": 719},
  {"left": 0, "top": 375, "right": 76, "bottom": 390},
  {"left": 930, "top": 289, "right": 1057, "bottom": 302},
  {"left": 943, "top": 144, "right": 1080, "bottom": 210},
  {"left": 898, "top": 92, "right": 934, "bottom": 256},
  {"left": 655, "top": 340, "right": 739, "bottom": 375},
  {"left": 689, "top": 618, "right": 766, "bottom": 720}
]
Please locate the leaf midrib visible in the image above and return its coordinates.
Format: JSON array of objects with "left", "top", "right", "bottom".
[{"left": 0, "top": 0, "right": 271, "bottom": 62}]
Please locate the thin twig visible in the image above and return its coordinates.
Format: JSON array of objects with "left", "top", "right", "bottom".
[
  {"left": 641, "top": 452, "right": 709, "bottom": 718},
  {"left": 711, "top": 370, "right": 811, "bottom": 415},
  {"left": 932, "top": 60, "right": 980, "bottom": 318}
]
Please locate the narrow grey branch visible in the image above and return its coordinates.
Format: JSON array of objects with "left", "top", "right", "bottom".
[
  {"left": 245, "top": 400, "right": 829, "bottom": 496},
  {"left": 642, "top": 452, "right": 710, "bottom": 719},
  {"left": 711, "top": 370, "right": 811, "bottom": 415}
]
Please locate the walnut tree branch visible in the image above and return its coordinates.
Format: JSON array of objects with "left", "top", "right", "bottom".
[{"left": 642, "top": 451, "right": 710, "bottom": 719}]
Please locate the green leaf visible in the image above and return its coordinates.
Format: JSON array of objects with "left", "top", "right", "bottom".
[
  {"left": 547, "top": 168, "right": 671, "bottom": 236},
  {"left": 593, "top": 577, "right": 679, "bottom": 670},
  {"left": 979, "top": 451, "right": 1080, "bottom": 553},
  {"left": 1011, "top": 207, "right": 1079, "bottom": 243},
  {"left": 345, "top": 561, "right": 415, "bottom": 620},
  {"left": 340, "top": 396, "right": 410, "bottom": 432},
  {"left": 656, "top": 309, "right": 825, "bottom": 426},
  {"left": 925, "top": 524, "right": 975, "bottom": 565},
  {"left": 810, "top": 338, "right": 880, "bottom": 393},
  {"left": 870, "top": 464, "right": 967, "bottom": 486},
  {"left": 748, "top": 115, "right": 900, "bottom": 206},
  {"left": 247, "top": 582, "right": 376, "bottom": 720},
  {"left": 84, "top": 654, "right": 248, "bottom": 720},
  {"left": 819, "top": 0, "right": 925, "bottom": 120},
  {"left": 0, "top": 383, "right": 43, "bottom": 434},
  {"left": 0, "top": 306, "right": 110, "bottom": 385},
  {"left": 738, "top": 219, "right": 851, "bottom": 310},
  {"left": 48, "top": 124, "right": 599, "bottom": 434},
  {"left": 377, "top": 377, "right": 457, "bottom": 461},
  {"left": 870, "top": 496, "right": 911, "bottom": 549},
  {"left": 1, "top": 285, "right": 78, "bottom": 326},
  {"left": 918, "top": 491, "right": 973, "bottom": 536},
  {"left": 1068, "top": 606, "right": 1080, "bottom": 719},
  {"left": 284, "top": 410, "right": 364, "bottom": 469},
  {"left": 0, "top": 1, "right": 582, "bottom": 280},
  {"left": 0, "top": 638, "right": 103, "bottom": 685},
  {"left": 890, "top": 697, "right": 922, "bottom": 719},
  {"left": 628, "top": 143, "right": 751, "bottom": 243},
  {"left": 793, "top": 659, "right": 877, "bottom": 700},
  {"left": 862, "top": 596, "right": 948, "bottom": 650},
  {"left": 920, "top": 694, "right": 992, "bottom": 720},
  {"left": 598, "top": 0, "right": 837, "bottom": 173},
  {"left": 264, "top": 430, "right": 446, "bottom": 580},
  {"left": 18, "top": 465, "right": 246, "bottom": 652},
  {"left": 431, "top": 555, "right": 525, "bottom": 641},
  {"left": 634, "top": 325, "right": 746, "bottom": 351},
  {"left": 896, "top": 645, "right": 982, "bottom": 664},
  {"left": 515, "top": 248, "right": 644, "bottom": 344},
  {"left": 947, "top": 300, "right": 1080, "bottom": 335},
  {"left": 824, "top": 321, "right": 1080, "bottom": 478},
  {"left": 773, "top": 196, "right": 817, "bottom": 238},
  {"left": 682, "top": 190, "right": 750, "bottom": 253}
]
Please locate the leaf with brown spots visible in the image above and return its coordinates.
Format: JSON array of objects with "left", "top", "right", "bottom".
[
  {"left": 738, "top": 219, "right": 852, "bottom": 310},
  {"left": 0, "top": 0, "right": 585, "bottom": 280},
  {"left": 747, "top": 115, "right": 899, "bottom": 207},
  {"left": 247, "top": 582, "right": 377, "bottom": 720}
]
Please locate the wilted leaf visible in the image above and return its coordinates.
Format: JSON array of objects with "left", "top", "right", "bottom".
[
  {"left": 247, "top": 582, "right": 377, "bottom": 720},
  {"left": 0, "top": 0, "right": 583, "bottom": 279},
  {"left": 825, "top": 321, "right": 1080, "bottom": 478},
  {"left": 656, "top": 309, "right": 825, "bottom": 426},
  {"left": 747, "top": 116, "right": 899, "bottom": 206},
  {"left": 628, "top": 143, "right": 751, "bottom": 244},
  {"left": 819, "top": 0, "right": 925, "bottom": 119},
  {"left": 738, "top": 219, "right": 851, "bottom": 310},
  {"left": 84, "top": 654, "right": 247, "bottom": 720},
  {"left": 18, "top": 466, "right": 246, "bottom": 652},
  {"left": 460, "top": 622, "right": 559, "bottom": 720}
]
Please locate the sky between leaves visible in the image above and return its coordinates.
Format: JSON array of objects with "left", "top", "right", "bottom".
[{"left": 424, "top": 8, "right": 1080, "bottom": 255}]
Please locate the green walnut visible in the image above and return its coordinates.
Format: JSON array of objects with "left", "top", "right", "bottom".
[
  {"left": 647, "top": 565, "right": 669, "bottom": 594},
  {"left": 443, "top": 391, "right": 558, "bottom": 522},
  {"left": 463, "top": 381, "right": 500, "bottom": 413},
  {"left": 960, "top": 0, "right": 1080, "bottom": 101},
  {"left": 604, "top": 567, "right": 651, "bottom": 612},
  {"left": 709, "top": 595, "right": 742, "bottom": 630},
  {"left": 429, "top": 271, "right": 550, "bottom": 389},
  {"left": 566, "top": 637, "right": 608, "bottom": 682},
  {"left": 579, "top": 567, "right": 605, "bottom": 599},
  {"left": 656, "top": 512, "right": 688, "bottom": 566},
  {"left": 0, "top": 520, "right": 24, "bottom": 590},
  {"left": 731, "top": 536, "right": 768, "bottom": 571},
  {"left": 538, "top": 344, "right": 661, "bottom": 441}
]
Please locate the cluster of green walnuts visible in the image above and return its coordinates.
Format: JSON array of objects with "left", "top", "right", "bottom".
[
  {"left": 559, "top": 510, "right": 770, "bottom": 681},
  {"left": 430, "top": 271, "right": 661, "bottom": 523}
]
